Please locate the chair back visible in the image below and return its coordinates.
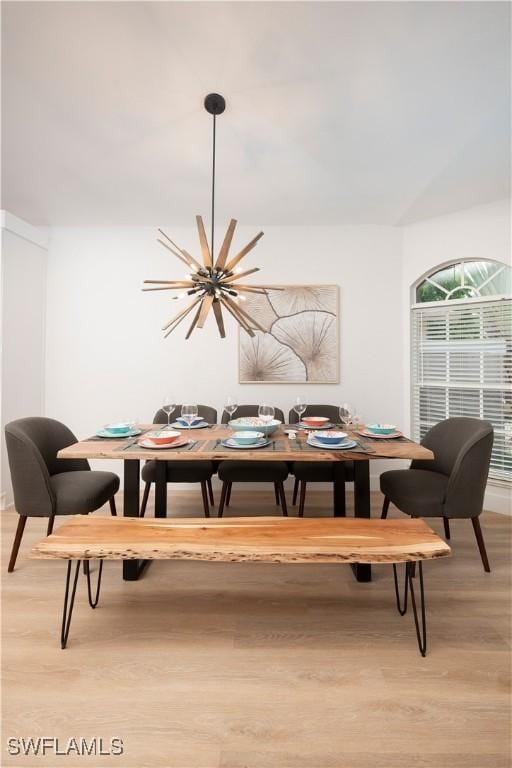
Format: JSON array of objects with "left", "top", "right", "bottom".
[
  {"left": 221, "top": 405, "right": 285, "bottom": 423},
  {"left": 5, "top": 417, "right": 89, "bottom": 518},
  {"left": 412, "top": 417, "right": 493, "bottom": 519},
  {"left": 288, "top": 404, "right": 339, "bottom": 425},
  {"left": 153, "top": 405, "right": 218, "bottom": 425}
]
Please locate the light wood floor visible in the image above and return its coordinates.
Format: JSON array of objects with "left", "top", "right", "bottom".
[{"left": 2, "top": 490, "right": 511, "bottom": 768}]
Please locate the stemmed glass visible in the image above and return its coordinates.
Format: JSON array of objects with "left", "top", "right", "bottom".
[
  {"left": 293, "top": 396, "right": 307, "bottom": 425},
  {"left": 181, "top": 404, "right": 198, "bottom": 429},
  {"left": 258, "top": 404, "right": 275, "bottom": 424},
  {"left": 162, "top": 394, "right": 176, "bottom": 428},
  {"left": 225, "top": 396, "right": 238, "bottom": 436},
  {"left": 339, "top": 403, "right": 355, "bottom": 428}
]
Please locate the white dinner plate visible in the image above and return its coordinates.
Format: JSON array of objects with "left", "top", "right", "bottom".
[
  {"left": 221, "top": 438, "right": 271, "bottom": 450},
  {"left": 138, "top": 439, "right": 191, "bottom": 450},
  {"left": 298, "top": 422, "right": 333, "bottom": 430},
  {"left": 307, "top": 437, "right": 357, "bottom": 450},
  {"left": 170, "top": 421, "right": 209, "bottom": 429}
]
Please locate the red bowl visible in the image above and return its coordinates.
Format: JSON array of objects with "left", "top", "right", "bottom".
[
  {"left": 145, "top": 430, "right": 181, "bottom": 445},
  {"left": 302, "top": 416, "right": 330, "bottom": 428}
]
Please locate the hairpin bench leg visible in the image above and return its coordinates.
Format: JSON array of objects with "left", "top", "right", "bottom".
[
  {"left": 392, "top": 561, "right": 427, "bottom": 657},
  {"left": 409, "top": 561, "right": 427, "bottom": 657},
  {"left": 61, "top": 560, "right": 81, "bottom": 649},
  {"left": 393, "top": 562, "right": 409, "bottom": 616},
  {"left": 84, "top": 560, "right": 104, "bottom": 609}
]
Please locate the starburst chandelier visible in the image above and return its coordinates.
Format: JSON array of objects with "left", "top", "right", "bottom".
[{"left": 143, "top": 93, "right": 279, "bottom": 339}]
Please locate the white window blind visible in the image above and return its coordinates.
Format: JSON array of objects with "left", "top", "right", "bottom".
[{"left": 411, "top": 297, "right": 512, "bottom": 482}]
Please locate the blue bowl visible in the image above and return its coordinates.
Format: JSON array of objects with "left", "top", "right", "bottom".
[
  {"left": 229, "top": 419, "right": 281, "bottom": 436},
  {"left": 366, "top": 424, "right": 396, "bottom": 436},
  {"left": 176, "top": 416, "right": 203, "bottom": 426},
  {"left": 314, "top": 431, "right": 348, "bottom": 445}
]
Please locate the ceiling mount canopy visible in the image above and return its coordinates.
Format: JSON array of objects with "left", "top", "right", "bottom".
[
  {"left": 204, "top": 92, "right": 226, "bottom": 115},
  {"left": 143, "top": 92, "right": 279, "bottom": 339}
]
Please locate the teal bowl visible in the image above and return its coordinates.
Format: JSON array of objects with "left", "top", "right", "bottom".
[
  {"left": 104, "top": 423, "right": 131, "bottom": 435},
  {"left": 366, "top": 423, "right": 396, "bottom": 436},
  {"left": 229, "top": 419, "right": 281, "bottom": 437},
  {"left": 231, "top": 431, "right": 265, "bottom": 446}
]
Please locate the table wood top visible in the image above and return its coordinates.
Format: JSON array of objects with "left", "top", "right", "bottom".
[
  {"left": 31, "top": 516, "right": 450, "bottom": 564},
  {"left": 57, "top": 425, "right": 433, "bottom": 463}
]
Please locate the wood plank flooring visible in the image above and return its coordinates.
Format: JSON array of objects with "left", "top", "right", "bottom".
[{"left": 2, "top": 489, "right": 511, "bottom": 768}]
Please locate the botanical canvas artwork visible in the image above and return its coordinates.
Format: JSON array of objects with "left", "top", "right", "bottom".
[{"left": 239, "top": 285, "right": 339, "bottom": 383}]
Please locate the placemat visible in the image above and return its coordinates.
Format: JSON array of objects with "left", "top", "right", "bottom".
[
  {"left": 119, "top": 439, "right": 206, "bottom": 454},
  {"left": 84, "top": 428, "right": 151, "bottom": 442},
  {"left": 211, "top": 439, "right": 288, "bottom": 453}
]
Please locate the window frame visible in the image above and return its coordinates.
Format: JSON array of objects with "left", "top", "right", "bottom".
[{"left": 410, "top": 258, "right": 511, "bottom": 486}]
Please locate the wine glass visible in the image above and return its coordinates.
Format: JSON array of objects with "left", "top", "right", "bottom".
[
  {"left": 224, "top": 396, "right": 238, "bottom": 437},
  {"left": 162, "top": 394, "right": 176, "bottom": 428},
  {"left": 293, "top": 396, "right": 307, "bottom": 425},
  {"left": 339, "top": 403, "right": 354, "bottom": 427},
  {"left": 181, "top": 404, "right": 198, "bottom": 429},
  {"left": 258, "top": 404, "right": 275, "bottom": 424},
  {"left": 224, "top": 395, "right": 238, "bottom": 420}
]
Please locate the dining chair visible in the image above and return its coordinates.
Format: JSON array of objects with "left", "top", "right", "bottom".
[
  {"left": 218, "top": 405, "right": 288, "bottom": 517},
  {"left": 380, "top": 417, "right": 494, "bottom": 571},
  {"left": 288, "top": 405, "right": 354, "bottom": 517},
  {"left": 139, "top": 405, "right": 217, "bottom": 518},
  {"left": 5, "top": 417, "right": 120, "bottom": 572}
]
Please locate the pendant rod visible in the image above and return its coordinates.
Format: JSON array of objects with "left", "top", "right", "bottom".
[{"left": 211, "top": 113, "right": 216, "bottom": 266}]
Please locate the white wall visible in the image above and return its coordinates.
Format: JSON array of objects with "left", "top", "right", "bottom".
[
  {"left": 1, "top": 212, "right": 48, "bottom": 508},
  {"left": 401, "top": 198, "right": 512, "bottom": 514},
  {"left": 44, "top": 224, "right": 404, "bottom": 488}
]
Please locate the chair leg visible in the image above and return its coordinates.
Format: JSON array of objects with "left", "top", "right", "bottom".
[
  {"left": 443, "top": 517, "right": 450, "bottom": 540},
  {"left": 8, "top": 515, "right": 27, "bottom": 572},
  {"left": 207, "top": 478, "right": 215, "bottom": 506},
  {"left": 298, "top": 481, "right": 307, "bottom": 518},
  {"left": 47, "top": 515, "right": 55, "bottom": 536},
  {"left": 218, "top": 482, "right": 228, "bottom": 518},
  {"left": 226, "top": 482, "right": 232, "bottom": 507},
  {"left": 292, "top": 478, "right": 299, "bottom": 506},
  {"left": 200, "top": 482, "right": 210, "bottom": 518},
  {"left": 109, "top": 497, "right": 117, "bottom": 516},
  {"left": 381, "top": 496, "right": 390, "bottom": 519},
  {"left": 471, "top": 517, "right": 491, "bottom": 572},
  {"left": 140, "top": 482, "right": 151, "bottom": 518},
  {"left": 277, "top": 482, "right": 288, "bottom": 517},
  {"left": 274, "top": 482, "right": 280, "bottom": 505}
]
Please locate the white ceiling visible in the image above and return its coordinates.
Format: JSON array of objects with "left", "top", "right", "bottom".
[{"left": 2, "top": 1, "right": 510, "bottom": 226}]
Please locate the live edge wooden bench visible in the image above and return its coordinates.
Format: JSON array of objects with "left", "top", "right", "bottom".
[{"left": 32, "top": 516, "right": 451, "bottom": 656}]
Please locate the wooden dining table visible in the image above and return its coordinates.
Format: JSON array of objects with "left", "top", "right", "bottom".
[{"left": 57, "top": 424, "right": 433, "bottom": 583}]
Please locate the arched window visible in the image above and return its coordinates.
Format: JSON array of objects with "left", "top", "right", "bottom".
[{"left": 411, "top": 259, "right": 511, "bottom": 483}]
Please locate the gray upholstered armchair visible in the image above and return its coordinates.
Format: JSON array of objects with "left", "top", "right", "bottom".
[
  {"left": 380, "top": 417, "right": 494, "bottom": 571},
  {"left": 218, "top": 405, "right": 288, "bottom": 517},
  {"left": 5, "top": 417, "right": 119, "bottom": 571},
  {"left": 140, "top": 405, "right": 217, "bottom": 517},
  {"left": 288, "top": 404, "right": 355, "bottom": 517}
]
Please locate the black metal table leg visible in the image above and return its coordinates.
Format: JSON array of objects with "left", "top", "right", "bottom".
[
  {"left": 352, "top": 460, "right": 371, "bottom": 582},
  {"left": 85, "top": 560, "right": 104, "bottom": 608},
  {"left": 332, "top": 461, "right": 346, "bottom": 517},
  {"left": 154, "top": 460, "right": 168, "bottom": 518},
  {"left": 61, "top": 560, "right": 81, "bottom": 649},
  {"left": 123, "top": 459, "right": 144, "bottom": 581},
  {"left": 393, "top": 561, "right": 427, "bottom": 657}
]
